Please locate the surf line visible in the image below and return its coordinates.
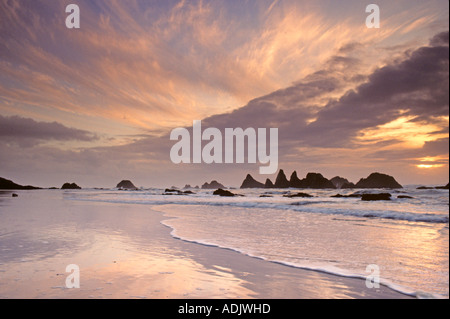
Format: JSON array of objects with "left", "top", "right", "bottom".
[{"left": 170, "top": 120, "right": 278, "bottom": 174}]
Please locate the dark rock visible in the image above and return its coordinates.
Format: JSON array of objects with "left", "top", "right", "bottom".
[
  {"left": 341, "top": 182, "right": 356, "bottom": 189},
  {"left": 12, "top": 193, "right": 18, "bottom": 197},
  {"left": 435, "top": 183, "right": 449, "bottom": 190},
  {"left": 264, "top": 178, "right": 274, "bottom": 188},
  {"left": 259, "top": 194, "right": 273, "bottom": 197},
  {"left": 289, "top": 171, "right": 303, "bottom": 188},
  {"left": 274, "top": 169, "right": 290, "bottom": 188},
  {"left": 398, "top": 195, "right": 414, "bottom": 199},
  {"left": 163, "top": 188, "right": 194, "bottom": 195},
  {"left": 164, "top": 188, "right": 179, "bottom": 193},
  {"left": 213, "top": 188, "right": 236, "bottom": 197},
  {"left": 240, "top": 174, "right": 265, "bottom": 189},
  {"left": 0, "top": 177, "right": 40, "bottom": 190},
  {"left": 361, "top": 193, "right": 392, "bottom": 201},
  {"left": 61, "top": 182, "right": 81, "bottom": 190},
  {"left": 183, "top": 184, "right": 192, "bottom": 189},
  {"left": 355, "top": 173, "right": 402, "bottom": 189},
  {"left": 283, "top": 192, "right": 313, "bottom": 198},
  {"left": 330, "top": 176, "right": 355, "bottom": 189},
  {"left": 300, "top": 173, "right": 336, "bottom": 189},
  {"left": 116, "top": 180, "right": 137, "bottom": 190},
  {"left": 202, "top": 180, "right": 225, "bottom": 189},
  {"left": 331, "top": 193, "right": 361, "bottom": 198},
  {"left": 417, "top": 186, "right": 434, "bottom": 190}
]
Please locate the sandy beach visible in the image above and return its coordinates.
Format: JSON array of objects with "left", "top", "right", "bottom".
[{"left": 0, "top": 190, "right": 413, "bottom": 299}]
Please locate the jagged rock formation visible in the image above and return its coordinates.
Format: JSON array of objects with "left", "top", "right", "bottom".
[
  {"left": 202, "top": 180, "right": 225, "bottom": 189},
  {"left": 274, "top": 169, "right": 290, "bottom": 188},
  {"left": 289, "top": 171, "right": 303, "bottom": 188},
  {"left": 240, "top": 174, "right": 265, "bottom": 188},
  {"left": 299, "top": 173, "right": 336, "bottom": 189},
  {"left": 264, "top": 178, "right": 274, "bottom": 188},
  {"left": 330, "top": 176, "right": 356, "bottom": 189}
]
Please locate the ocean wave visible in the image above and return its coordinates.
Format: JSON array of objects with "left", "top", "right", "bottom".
[
  {"left": 67, "top": 194, "right": 449, "bottom": 224},
  {"left": 160, "top": 218, "right": 445, "bottom": 299}
]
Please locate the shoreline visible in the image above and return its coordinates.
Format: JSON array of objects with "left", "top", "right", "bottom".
[
  {"left": 0, "top": 190, "right": 414, "bottom": 299},
  {"left": 156, "top": 205, "right": 420, "bottom": 299}
]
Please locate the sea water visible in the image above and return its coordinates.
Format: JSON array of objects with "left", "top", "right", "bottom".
[{"left": 64, "top": 186, "right": 449, "bottom": 298}]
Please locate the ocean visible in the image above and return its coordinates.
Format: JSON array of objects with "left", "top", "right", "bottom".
[{"left": 61, "top": 185, "right": 449, "bottom": 298}]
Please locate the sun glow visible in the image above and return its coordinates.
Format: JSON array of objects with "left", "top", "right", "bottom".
[
  {"left": 416, "top": 164, "right": 444, "bottom": 169},
  {"left": 357, "top": 116, "right": 449, "bottom": 148}
]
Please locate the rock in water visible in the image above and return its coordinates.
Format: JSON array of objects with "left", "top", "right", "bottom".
[
  {"left": 301, "top": 173, "right": 336, "bottom": 189},
  {"left": 264, "top": 178, "right": 274, "bottom": 188},
  {"left": 213, "top": 188, "right": 236, "bottom": 197},
  {"left": 355, "top": 173, "right": 402, "bottom": 189},
  {"left": 435, "top": 183, "right": 449, "bottom": 190},
  {"left": 163, "top": 189, "right": 194, "bottom": 195},
  {"left": 331, "top": 193, "right": 361, "bottom": 198},
  {"left": 240, "top": 174, "right": 265, "bottom": 188},
  {"left": 330, "top": 176, "right": 355, "bottom": 189},
  {"left": 283, "top": 192, "right": 313, "bottom": 198},
  {"left": 61, "top": 182, "right": 81, "bottom": 189},
  {"left": 361, "top": 193, "right": 392, "bottom": 201},
  {"left": 289, "top": 171, "right": 303, "bottom": 188},
  {"left": 274, "top": 169, "right": 290, "bottom": 188},
  {"left": 116, "top": 180, "right": 137, "bottom": 190},
  {"left": 201, "top": 180, "right": 225, "bottom": 189}
]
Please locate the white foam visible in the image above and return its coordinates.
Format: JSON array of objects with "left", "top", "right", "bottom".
[{"left": 161, "top": 218, "right": 426, "bottom": 298}]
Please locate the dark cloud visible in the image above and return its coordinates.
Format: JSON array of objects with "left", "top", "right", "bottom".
[
  {"left": 430, "top": 31, "right": 449, "bottom": 47},
  {"left": 198, "top": 31, "right": 448, "bottom": 151},
  {"left": 421, "top": 137, "right": 450, "bottom": 157},
  {"left": 301, "top": 31, "right": 449, "bottom": 147},
  {"left": 0, "top": 115, "right": 97, "bottom": 146},
  {"left": 365, "top": 137, "right": 449, "bottom": 162}
]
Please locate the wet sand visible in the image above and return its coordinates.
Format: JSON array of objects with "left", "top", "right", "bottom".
[{"left": 0, "top": 190, "right": 413, "bottom": 299}]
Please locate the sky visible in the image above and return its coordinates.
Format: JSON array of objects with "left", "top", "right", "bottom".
[{"left": 0, "top": 0, "right": 448, "bottom": 188}]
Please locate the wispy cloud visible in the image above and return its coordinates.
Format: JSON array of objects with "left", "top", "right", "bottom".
[{"left": 0, "top": 0, "right": 448, "bottom": 186}]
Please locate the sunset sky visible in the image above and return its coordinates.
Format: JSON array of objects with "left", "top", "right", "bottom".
[{"left": 0, "top": 0, "right": 448, "bottom": 188}]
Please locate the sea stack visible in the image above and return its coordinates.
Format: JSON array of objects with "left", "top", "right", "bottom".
[
  {"left": 274, "top": 169, "right": 290, "bottom": 188},
  {"left": 355, "top": 173, "right": 402, "bottom": 189},
  {"left": 289, "top": 171, "right": 302, "bottom": 188},
  {"left": 116, "top": 180, "right": 137, "bottom": 190},
  {"left": 300, "top": 173, "right": 336, "bottom": 189},
  {"left": 61, "top": 182, "right": 81, "bottom": 189},
  {"left": 264, "top": 178, "right": 274, "bottom": 188},
  {"left": 330, "top": 176, "right": 355, "bottom": 189},
  {"left": 201, "top": 180, "right": 225, "bottom": 189},
  {"left": 240, "top": 174, "right": 265, "bottom": 189}
]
